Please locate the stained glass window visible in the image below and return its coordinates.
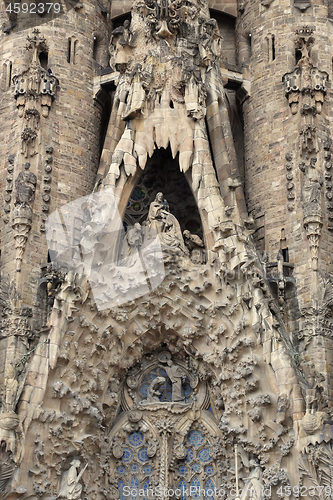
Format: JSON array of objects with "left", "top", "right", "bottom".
[
  {"left": 173, "top": 427, "right": 218, "bottom": 499},
  {"left": 128, "top": 432, "right": 144, "bottom": 447},
  {"left": 192, "top": 463, "right": 201, "bottom": 473},
  {"left": 137, "top": 448, "right": 148, "bottom": 463},
  {"left": 123, "top": 448, "right": 133, "bottom": 463},
  {"left": 179, "top": 466, "right": 187, "bottom": 476},
  {"left": 179, "top": 480, "right": 187, "bottom": 500},
  {"left": 185, "top": 449, "right": 194, "bottom": 462},
  {"left": 206, "top": 480, "right": 215, "bottom": 500},
  {"left": 130, "top": 477, "right": 139, "bottom": 500},
  {"left": 131, "top": 187, "right": 146, "bottom": 201},
  {"left": 191, "top": 477, "right": 201, "bottom": 500},
  {"left": 143, "top": 480, "right": 150, "bottom": 500},
  {"left": 188, "top": 431, "right": 205, "bottom": 448},
  {"left": 143, "top": 465, "right": 153, "bottom": 476},
  {"left": 198, "top": 449, "right": 210, "bottom": 463},
  {"left": 118, "top": 480, "right": 125, "bottom": 500},
  {"left": 205, "top": 466, "right": 214, "bottom": 476},
  {"left": 130, "top": 463, "right": 140, "bottom": 474}
]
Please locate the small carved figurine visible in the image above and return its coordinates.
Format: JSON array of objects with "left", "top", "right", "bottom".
[
  {"left": 240, "top": 459, "right": 264, "bottom": 500},
  {"left": 58, "top": 460, "right": 87, "bottom": 500},
  {"left": 14, "top": 163, "right": 37, "bottom": 208},
  {"left": 3, "top": 362, "right": 19, "bottom": 414},
  {"left": 162, "top": 358, "right": 187, "bottom": 402},
  {"left": 183, "top": 230, "right": 204, "bottom": 263}
]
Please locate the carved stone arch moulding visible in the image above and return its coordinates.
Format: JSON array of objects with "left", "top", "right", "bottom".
[{"left": 108, "top": 351, "right": 223, "bottom": 499}]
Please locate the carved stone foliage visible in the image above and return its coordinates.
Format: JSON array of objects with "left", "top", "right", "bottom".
[
  {"left": 298, "top": 273, "right": 333, "bottom": 344},
  {"left": 0, "top": 451, "right": 16, "bottom": 497},
  {"left": 323, "top": 140, "right": 333, "bottom": 231},
  {"left": 0, "top": 275, "right": 33, "bottom": 343},
  {"left": 12, "top": 216, "right": 306, "bottom": 498},
  {"left": 298, "top": 444, "right": 333, "bottom": 497}
]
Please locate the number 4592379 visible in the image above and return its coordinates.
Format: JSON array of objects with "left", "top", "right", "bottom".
[
  {"left": 277, "top": 486, "right": 332, "bottom": 497},
  {"left": 6, "top": 3, "right": 61, "bottom": 14}
]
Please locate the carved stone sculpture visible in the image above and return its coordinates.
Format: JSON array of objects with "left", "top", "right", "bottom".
[
  {"left": 240, "top": 460, "right": 264, "bottom": 500},
  {"left": 3, "top": 362, "right": 19, "bottom": 414},
  {"left": 183, "top": 230, "right": 204, "bottom": 263},
  {"left": 146, "top": 192, "right": 189, "bottom": 259},
  {"left": 12, "top": 163, "right": 37, "bottom": 272},
  {"left": 162, "top": 358, "right": 187, "bottom": 402},
  {"left": 147, "top": 376, "right": 166, "bottom": 402},
  {"left": 15, "top": 162, "right": 37, "bottom": 208},
  {"left": 58, "top": 461, "right": 87, "bottom": 500}
]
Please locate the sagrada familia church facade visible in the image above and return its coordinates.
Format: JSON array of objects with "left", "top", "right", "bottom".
[{"left": 0, "top": 0, "right": 333, "bottom": 498}]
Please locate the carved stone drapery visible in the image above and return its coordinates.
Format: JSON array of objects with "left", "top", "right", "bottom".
[{"left": 12, "top": 163, "right": 37, "bottom": 272}]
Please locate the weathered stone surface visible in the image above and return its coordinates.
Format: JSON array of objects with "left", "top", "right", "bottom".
[{"left": 0, "top": 0, "right": 333, "bottom": 499}]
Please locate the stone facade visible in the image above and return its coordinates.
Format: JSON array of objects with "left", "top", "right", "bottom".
[{"left": 0, "top": 0, "right": 333, "bottom": 499}]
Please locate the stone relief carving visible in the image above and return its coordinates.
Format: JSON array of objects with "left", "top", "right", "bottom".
[
  {"left": 8, "top": 3, "right": 333, "bottom": 498},
  {"left": 299, "top": 156, "right": 323, "bottom": 272},
  {"left": 40, "top": 145, "right": 54, "bottom": 232},
  {"left": 13, "top": 29, "right": 58, "bottom": 120},
  {"left": 294, "top": 0, "right": 311, "bottom": 12},
  {"left": 104, "top": 0, "right": 227, "bottom": 236},
  {"left": 282, "top": 27, "right": 327, "bottom": 116},
  {"left": 283, "top": 28, "right": 328, "bottom": 273},
  {"left": 239, "top": 459, "right": 264, "bottom": 500}
]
